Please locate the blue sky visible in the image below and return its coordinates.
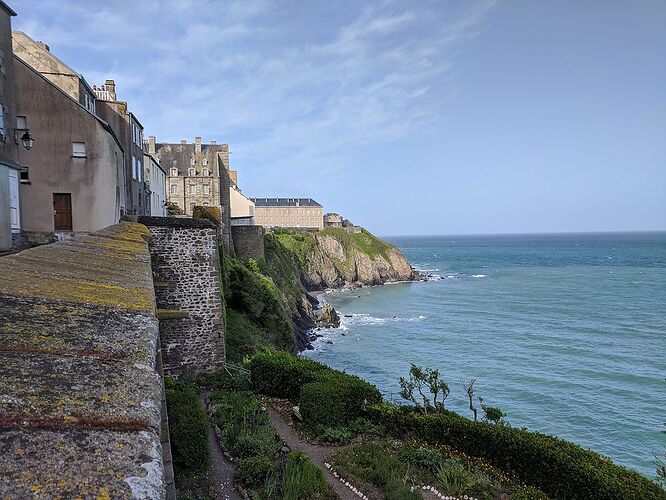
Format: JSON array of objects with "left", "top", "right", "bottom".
[{"left": 13, "top": 1, "right": 666, "bottom": 235}]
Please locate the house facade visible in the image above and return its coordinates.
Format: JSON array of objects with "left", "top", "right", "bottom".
[
  {"left": 323, "top": 212, "right": 343, "bottom": 227},
  {"left": 144, "top": 150, "right": 166, "bottom": 216},
  {"left": 13, "top": 51, "right": 125, "bottom": 241},
  {"left": 251, "top": 198, "right": 323, "bottom": 229},
  {"left": 229, "top": 170, "right": 255, "bottom": 226},
  {"left": 94, "top": 80, "right": 148, "bottom": 216},
  {"left": 0, "top": 1, "right": 20, "bottom": 251}
]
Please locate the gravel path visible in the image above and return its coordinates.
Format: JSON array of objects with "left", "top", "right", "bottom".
[
  {"left": 267, "top": 406, "right": 359, "bottom": 500},
  {"left": 199, "top": 392, "right": 241, "bottom": 500}
]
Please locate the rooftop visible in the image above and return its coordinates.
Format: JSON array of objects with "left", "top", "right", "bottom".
[{"left": 251, "top": 197, "right": 322, "bottom": 207}]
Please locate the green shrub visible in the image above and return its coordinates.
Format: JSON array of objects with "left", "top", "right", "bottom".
[
  {"left": 281, "top": 451, "right": 334, "bottom": 500},
  {"left": 164, "top": 378, "right": 210, "bottom": 475},
  {"left": 236, "top": 455, "right": 275, "bottom": 489},
  {"left": 435, "top": 458, "right": 500, "bottom": 499},
  {"left": 192, "top": 205, "right": 221, "bottom": 225},
  {"left": 225, "top": 308, "right": 272, "bottom": 362},
  {"left": 248, "top": 350, "right": 329, "bottom": 401},
  {"left": 320, "top": 426, "right": 354, "bottom": 444},
  {"left": 510, "top": 485, "right": 550, "bottom": 500},
  {"left": 384, "top": 480, "right": 423, "bottom": 500},
  {"left": 368, "top": 404, "right": 666, "bottom": 500},
  {"left": 398, "top": 446, "right": 445, "bottom": 473},
  {"left": 300, "top": 373, "right": 382, "bottom": 429}
]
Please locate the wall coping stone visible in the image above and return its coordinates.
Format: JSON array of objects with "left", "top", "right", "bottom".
[
  {"left": 0, "top": 222, "right": 166, "bottom": 499},
  {"left": 122, "top": 215, "right": 218, "bottom": 229}
]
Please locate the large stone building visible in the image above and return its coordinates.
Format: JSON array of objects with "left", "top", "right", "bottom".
[
  {"left": 324, "top": 212, "right": 343, "bottom": 227},
  {"left": 150, "top": 136, "right": 230, "bottom": 217},
  {"left": 251, "top": 197, "right": 323, "bottom": 229},
  {"left": 94, "top": 80, "right": 149, "bottom": 216},
  {"left": 12, "top": 35, "right": 125, "bottom": 242},
  {"left": 0, "top": 1, "right": 21, "bottom": 251}
]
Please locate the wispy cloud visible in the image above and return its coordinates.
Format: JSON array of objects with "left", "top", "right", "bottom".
[{"left": 13, "top": 0, "right": 497, "bottom": 196}]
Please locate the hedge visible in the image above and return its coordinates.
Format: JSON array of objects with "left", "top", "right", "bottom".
[
  {"left": 249, "top": 351, "right": 382, "bottom": 429},
  {"left": 248, "top": 350, "right": 330, "bottom": 401},
  {"left": 164, "top": 378, "right": 210, "bottom": 475},
  {"left": 300, "top": 373, "right": 382, "bottom": 428},
  {"left": 368, "top": 404, "right": 665, "bottom": 500}
]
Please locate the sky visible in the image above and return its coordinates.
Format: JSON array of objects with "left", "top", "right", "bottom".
[{"left": 12, "top": 0, "right": 666, "bottom": 236}]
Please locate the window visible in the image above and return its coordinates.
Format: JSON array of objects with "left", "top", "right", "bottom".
[
  {"left": 171, "top": 168, "right": 178, "bottom": 176},
  {"left": 72, "top": 142, "right": 87, "bottom": 158},
  {"left": 170, "top": 184, "right": 178, "bottom": 194},
  {"left": 202, "top": 168, "right": 209, "bottom": 176},
  {"left": 190, "top": 203, "right": 195, "bottom": 212},
  {"left": 190, "top": 185, "right": 196, "bottom": 195},
  {"left": 132, "top": 157, "right": 137, "bottom": 179},
  {"left": 0, "top": 104, "right": 5, "bottom": 138},
  {"left": 189, "top": 168, "right": 196, "bottom": 176},
  {"left": 16, "top": 115, "right": 27, "bottom": 130},
  {"left": 190, "top": 157, "right": 195, "bottom": 166},
  {"left": 137, "top": 159, "right": 142, "bottom": 182},
  {"left": 20, "top": 166, "right": 29, "bottom": 183},
  {"left": 203, "top": 185, "right": 210, "bottom": 195},
  {"left": 202, "top": 158, "right": 208, "bottom": 166}
]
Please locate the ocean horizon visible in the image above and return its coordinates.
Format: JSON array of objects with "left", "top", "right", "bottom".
[{"left": 304, "top": 231, "right": 666, "bottom": 477}]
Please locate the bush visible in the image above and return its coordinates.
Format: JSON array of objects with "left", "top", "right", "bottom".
[
  {"left": 510, "top": 485, "right": 550, "bottom": 500},
  {"left": 164, "top": 378, "right": 210, "bottom": 475},
  {"left": 248, "top": 350, "right": 329, "bottom": 401},
  {"left": 236, "top": 455, "right": 275, "bottom": 489},
  {"left": 436, "top": 458, "right": 500, "bottom": 499},
  {"left": 368, "top": 404, "right": 666, "bottom": 500},
  {"left": 192, "top": 205, "right": 221, "bottom": 225},
  {"left": 299, "top": 373, "right": 382, "bottom": 429},
  {"left": 398, "top": 446, "right": 445, "bottom": 472},
  {"left": 281, "top": 451, "right": 334, "bottom": 500}
]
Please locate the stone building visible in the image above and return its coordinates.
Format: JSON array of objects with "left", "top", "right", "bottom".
[
  {"left": 150, "top": 136, "right": 229, "bottom": 216},
  {"left": 0, "top": 1, "right": 22, "bottom": 251},
  {"left": 144, "top": 151, "right": 166, "bottom": 216},
  {"left": 324, "top": 212, "right": 343, "bottom": 227},
  {"left": 13, "top": 48, "right": 125, "bottom": 242},
  {"left": 251, "top": 197, "right": 324, "bottom": 229},
  {"left": 94, "top": 80, "right": 149, "bottom": 216}
]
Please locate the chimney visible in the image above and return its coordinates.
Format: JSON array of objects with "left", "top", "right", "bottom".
[
  {"left": 104, "top": 79, "right": 117, "bottom": 101},
  {"left": 195, "top": 137, "right": 202, "bottom": 153},
  {"left": 148, "top": 136, "right": 156, "bottom": 155},
  {"left": 220, "top": 143, "right": 229, "bottom": 169},
  {"left": 210, "top": 140, "right": 217, "bottom": 145},
  {"left": 229, "top": 170, "right": 238, "bottom": 185},
  {"left": 180, "top": 140, "right": 187, "bottom": 144}
]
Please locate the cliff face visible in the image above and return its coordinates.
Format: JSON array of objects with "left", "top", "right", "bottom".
[{"left": 274, "top": 228, "right": 416, "bottom": 290}]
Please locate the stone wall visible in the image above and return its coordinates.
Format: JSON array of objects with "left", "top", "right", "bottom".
[
  {"left": 0, "top": 222, "right": 171, "bottom": 498},
  {"left": 231, "top": 225, "right": 265, "bottom": 261},
  {"left": 132, "top": 216, "right": 226, "bottom": 378}
]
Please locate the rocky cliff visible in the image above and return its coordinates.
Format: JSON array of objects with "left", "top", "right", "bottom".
[{"left": 273, "top": 227, "right": 416, "bottom": 290}]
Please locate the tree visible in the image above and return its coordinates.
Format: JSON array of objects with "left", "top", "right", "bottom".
[
  {"left": 463, "top": 378, "right": 478, "bottom": 421},
  {"left": 399, "top": 364, "right": 449, "bottom": 415},
  {"left": 165, "top": 201, "right": 183, "bottom": 216}
]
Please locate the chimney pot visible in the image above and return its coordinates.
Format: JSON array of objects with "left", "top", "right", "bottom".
[
  {"left": 210, "top": 140, "right": 217, "bottom": 145},
  {"left": 180, "top": 140, "right": 187, "bottom": 144}
]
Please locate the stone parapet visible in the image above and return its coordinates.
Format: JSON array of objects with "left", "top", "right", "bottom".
[{"left": 0, "top": 222, "right": 169, "bottom": 499}]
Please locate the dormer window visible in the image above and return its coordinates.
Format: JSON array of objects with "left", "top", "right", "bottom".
[
  {"left": 202, "top": 168, "right": 209, "bottom": 176},
  {"left": 188, "top": 167, "right": 196, "bottom": 176},
  {"left": 202, "top": 158, "right": 208, "bottom": 166},
  {"left": 171, "top": 168, "right": 178, "bottom": 176},
  {"left": 190, "top": 157, "right": 195, "bottom": 166}
]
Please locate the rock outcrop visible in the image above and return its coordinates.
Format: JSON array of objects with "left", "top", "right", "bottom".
[{"left": 296, "top": 230, "right": 416, "bottom": 289}]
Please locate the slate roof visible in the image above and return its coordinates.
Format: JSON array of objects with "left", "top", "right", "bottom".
[
  {"left": 251, "top": 197, "right": 322, "bottom": 207},
  {"left": 153, "top": 142, "right": 227, "bottom": 176}
]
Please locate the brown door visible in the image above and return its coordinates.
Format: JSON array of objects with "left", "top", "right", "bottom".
[{"left": 53, "top": 193, "right": 73, "bottom": 231}]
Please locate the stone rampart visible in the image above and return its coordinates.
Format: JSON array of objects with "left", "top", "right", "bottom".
[
  {"left": 231, "top": 225, "right": 265, "bottom": 261},
  {"left": 130, "top": 216, "right": 226, "bottom": 378},
  {"left": 0, "top": 222, "right": 172, "bottom": 499}
]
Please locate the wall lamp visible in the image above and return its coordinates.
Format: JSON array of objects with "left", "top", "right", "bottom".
[{"left": 21, "top": 131, "right": 34, "bottom": 150}]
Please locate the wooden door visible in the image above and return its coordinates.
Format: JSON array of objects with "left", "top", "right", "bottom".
[{"left": 53, "top": 193, "right": 72, "bottom": 231}]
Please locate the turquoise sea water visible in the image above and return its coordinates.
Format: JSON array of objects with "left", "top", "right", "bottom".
[{"left": 303, "top": 232, "right": 666, "bottom": 477}]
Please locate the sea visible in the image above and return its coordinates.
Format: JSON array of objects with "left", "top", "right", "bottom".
[{"left": 302, "top": 232, "right": 666, "bottom": 477}]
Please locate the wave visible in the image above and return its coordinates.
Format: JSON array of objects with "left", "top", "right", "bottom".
[
  {"left": 472, "top": 274, "right": 487, "bottom": 278},
  {"left": 341, "top": 313, "right": 427, "bottom": 326}
]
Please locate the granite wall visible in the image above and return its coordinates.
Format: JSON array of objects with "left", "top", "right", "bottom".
[
  {"left": 231, "top": 225, "right": 265, "bottom": 262},
  {"left": 132, "top": 216, "right": 226, "bottom": 378}
]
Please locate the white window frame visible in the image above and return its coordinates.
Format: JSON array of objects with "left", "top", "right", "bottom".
[
  {"left": 188, "top": 167, "right": 196, "bottom": 176},
  {"left": 72, "top": 142, "right": 87, "bottom": 158},
  {"left": 16, "top": 115, "right": 27, "bottom": 130},
  {"left": 203, "top": 185, "right": 210, "bottom": 195},
  {"left": 202, "top": 168, "right": 209, "bottom": 176},
  {"left": 202, "top": 158, "right": 208, "bottom": 166},
  {"left": 189, "top": 185, "right": 196, "bottom": 195},
  {"left": 170, "top": 184, "right": 178, "bottom": 194},
  {"left": 132, "top": 156, "right": 137, "bottom": 179},
  {"left": 171, "top": 168, "right": 178, "bottom": 176}
]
